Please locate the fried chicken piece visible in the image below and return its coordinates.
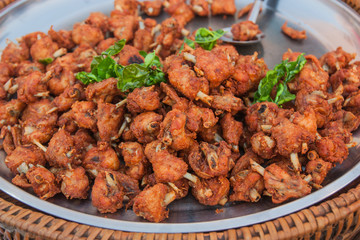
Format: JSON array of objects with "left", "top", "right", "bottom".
[
  {"left": 72, "top": 43, "right": 98, "bottom": 72},
  {"left": 281, "top": 21, "right": 307, "bottom": 40},
  {"left": 226, "top": 52, "right": 268, "bottom": 96},
  {"left": 211, "top": 0, "right": 236, "bottom": 15},
  {"left": 163, "top": 0, "right": 194, "bottom": 27},
  {"left": 85, "top": 78, "right": 122, "bottom": 103},
  {"left": 145, "top": 140, "right": 188, "bottom": 183},
  {"left": 72, "top": 128, "right": 96, "bottom": 159},
  {"left": 190, "top": 176, "right": 230, "bottom": 206},
  {"left": 133, "top": 27, "right": 154, "bottom": 52},
  {"left": 230, "top": 170, "right": 264, "bottom": 202},
  {"left": 91, "top": 171, "right": 124, "bottom": 213},
  {"left": 168, "top": 178, "right": 190, "bottom": 199},
  {"left": 133, "top": 183, "right": 176, "bottom": 222},
  {"left": 126, "top": 86, "right": 161, "bottom": 114},
  {"left": 20, "top": 31, "right": 47, "bottom": 48},
  {"left": 21, "top": 99, "right": 52, "bottom": 122},
  {"left": 320, "top": 47, "right": 355, "bottom": 74},
  {"left": 53, "top": 83, "right": 85, "bottom": 112},
  {"left": 26, "top": 166, "right": 61, "bottom": 200},
  {"left": 329, "top": 62, "right": 360, "bottom": 97},
  {"left": 71, "top": 101, "right": 97, "bottom": 132},
  {"left": 198, "top": 124, "right": 219, "bottom": 143},
  {"left": 21, "top": 101, "right": 58, "bottom": 144},
  {"left": 186, "top": 102, "right": 217, "bottom": 133},
  {"left": 0, "top": 99, "right": 25, "bottom": 128},
  {"left": 5, "top": 144, "right": 46, "bottom": 174},
  {"left": 271, "top": 118, "right": 313, "bottom": 157},
  {"left": 11, "top": 174, "right": 31, "bottom": 188},
  {"left": 231, "top": 21, "right": 261, "bottom": 41},
  {"left": 290, "top": 108, "right": 318, "bottom": 141},
  {"left": 188, "top": 141, "right": 232, "bottom": 179},
  {"left": 159, "top": 109, "right": 196, "bottom": 151},
  {"left": 46, "top": 128, "right": 81, "bottom": 168},
  {"left": 72, "top": 23, "right": 104, "bottom": 47},
  {"left": 319, "top": 120, "right": 352, "bottom": 144},
  {"left": 264, "top": 163, "right": 311, "bottom": 204},
  {"left": 167, "top": 63, "right": 209, "bottom": 101},
  {"left": 48, "top": 26, "right": 76, "bottom": 50},
  {"left": 108, "top": 12, "right": 138, "bottom": 42},
  {"left": 57, "top": 110, "right": 78, "bottom": 133},
  {"left": 295, "top": 89, "right": 332, "bottom": 128},
  {"left": 119, "top": 142, "right": 149, "bottom": 180},
  {"left": 282, "top": 49, "right": 302, "bottom": 62},
  {"left": 96, "top": 102, "right": 124, "bottom": 142},
  {"left": 160, "top": 82, "right": 189, "bottom": 112},
  {"left": 220, "top": 113, "right": 243, "bottom": 147},
  {"left": 1, "top": 126, "right": 17, "bottom": 155},
  {"left": 140, "top": 0, "right": 163, "bottom": 16},
  {"left": 59, "top": 166, "right": 90, "bottom": 199},
  {"left": 47, "top": 52, "right": 79, "bottom": 73},
  {"left": 305, "top": 158, "right": 332, "bottom": 185},
  {"left": 315, "top": 136, "right": 348, "bottom": 164},
  {"left": 1, "top": 41, "right": 29, "bottom": 64},
  {"left": 47, "top": 65, "right": 76, "bottom": 96},
  {"left": 15, "top": 60, "right": 44, "bottom": 76},
  {"left": 130, "top": 111, "right": 163, "bottom": 144},
  {"left": 112, "top": 171, "right": 140, "bottom": 199},
  {"left": 0, "top": 62, "right": 14, "bottom": 83},
  {"left": 83, "top": 141, "right": 121, "bottom": 177},
  {"left": 332, "top": 110, "right": 360, "bottom": 133},
  {"left": 17, "top": 71, "right": 48, "bottom": 103},
  {"left": 211, "top": 91, "right": 245, "bottom": 114},
  {"left": 30, "top": 35, "right": 59, "bottom": 63},
  {"left": 85, "top": 12, "right": 109, "bottom": 33},
  {"left": 190, "top": 0, "right": 209, "bottom": 16},
  {"left": 250, "top": 131, "right": 276, "bottom": 159},
  {"left": 290, "top": 55, "right": 329, "bottom": 93},
  {"left": 230, "top": 149, "right": 263, "bottom": 177},
  {"left": 193, "top": 47, "right": 234, "bottom": 89},
  {"left": 116, "top": 45, "right": 144, "bottom": 66},
  {"left": 156, "top": 17, "right": 182, "bottom": 49},
  {"left": 344, "top": 90, "right": 360, "bottom": 116},
  {"left": 114, "top": 0, "right": 138, "bottom": 15},
  {"left": 245, "top": 102, "right": 289, "bottom": 133}
]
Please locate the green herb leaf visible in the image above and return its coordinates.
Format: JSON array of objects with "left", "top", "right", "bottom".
[
  {"left": 102, "top": 39, "right": 126, "bottom": 56},
  {"left": 253, "top": 53, "right": 307, "bottom": 106},
  {"left": 194, "top": 28, "right": 225, "bottom": 50},
  {"left": 38, "top": 58, "right": 53, "bottom": 65},
  {"left": 76, "top": 40, "right": 166, "bottom": 91},
  {"left": 75, "top": 71, "right": 100, "bottom": 85},
  {"left": 143, "top": 51, "right": 162, "bottom": 68},
  {"left": 117, "top": 54, "right": 166, "bottom": 92},
  {"left": 118, "top": 64, "right": 149, "bottom": 91}
]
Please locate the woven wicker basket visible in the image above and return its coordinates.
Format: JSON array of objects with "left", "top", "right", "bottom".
[{"left": 1, "top": 0, "right": 360, "bottom": 239}]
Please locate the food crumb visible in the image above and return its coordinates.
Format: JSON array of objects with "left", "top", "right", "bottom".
[{"left": 215, "top": 209, "right": 224, "bottom": 214}]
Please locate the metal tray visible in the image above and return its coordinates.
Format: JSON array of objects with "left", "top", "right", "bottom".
[{"left": 0, "top": 0, "right": 360, "bottom": 234}]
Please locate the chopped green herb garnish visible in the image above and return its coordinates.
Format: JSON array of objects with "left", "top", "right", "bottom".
[
  {"left": 76, "top": 40, "right": 165, "bottom": 92},
  {"left": 179, "top": 28, "right": 225, "bottom": 52},
  {"left": 38, "top": 57, "right": 53, "bottom": 65},
  {"left": 253, "top": 53, "right": 307, "bottom": 106}
]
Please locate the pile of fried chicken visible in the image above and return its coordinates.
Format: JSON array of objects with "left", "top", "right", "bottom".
[{"left": 0, "top": 0, "right": 359, "bottom": 223}]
